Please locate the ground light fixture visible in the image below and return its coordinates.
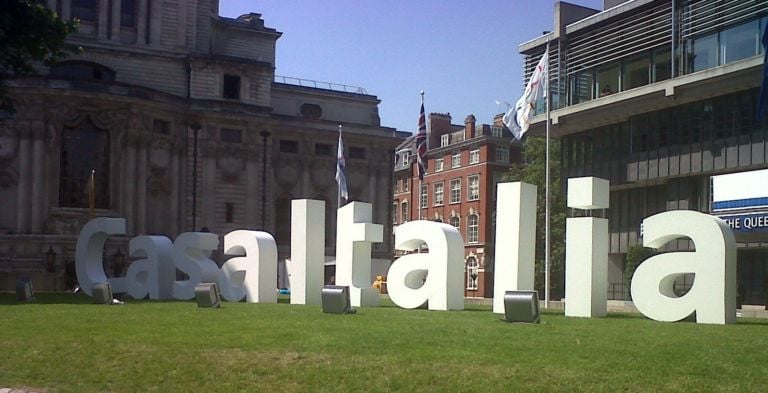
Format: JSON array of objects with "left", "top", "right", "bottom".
[
  {"left": 195, "top": 283, "right": 221, "bottom": 308},
  {"left": 502, "top": 290, "right": 540, "bottom": 323},
  {"left": 321, "top": 285, "right": 356, "bottom": 314}
]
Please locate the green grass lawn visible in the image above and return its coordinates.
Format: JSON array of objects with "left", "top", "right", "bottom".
[{"left": 1, "top": 293, "right": 768, "bottom": 393}]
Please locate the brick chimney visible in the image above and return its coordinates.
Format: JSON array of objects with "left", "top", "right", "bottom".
[
  {"left": 428, "top": 112, "right": 452, "bottom": 149},
  {"left": 464, "top": 114, "right": 476, "bottom": 139}
]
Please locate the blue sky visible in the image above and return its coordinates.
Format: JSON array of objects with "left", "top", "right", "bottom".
[{"left": 219, "top": 0, "right": 605, "bottom": 133}]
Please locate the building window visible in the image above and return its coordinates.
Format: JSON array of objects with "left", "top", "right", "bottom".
[
  {"left": 466, "top": 257, "right": 479, "bottom": 290},
  {"left": 441, "top": 134, "right": 450, "bottom": 147},
  {"left": 721, "top": 20, "right": 759, "bottom": 65},
  {"left": 72, "top": 0, "right": 97, "bottom": 22},
  {"left": 468, "top": 175, "right": 480, "bottom": 201},
  {"left": 450, "top": 215, "right": 460, "bottom": 230},
  {"left": 59, "top": 119, "right": 110, "bottom": 209},
  {"left": 349, "top": 146, "right": 366, "bottom": 160},
  {"left": 691, "top": 33, "right": 718, "bottom": 72},
  {"left": 300, "top": 103, "right": 322, "bottom": 119},
  {"left": 435, "top": 158, "right": 444, "bottom": 172},
  {"left": 121, "top": 0, "right": 137, "bottom": 27},
  {"left": 420, "top": 184, "right": 428, "bottom": 210},
  {"left": 223, "top": 74, "right": 241, "bottom": 99},
  {"left": 596, "top": 62, "right": 619, "bottom": 97},
  {"left": 491, "top": 126, "right": 504, "bottom": 138},
  {"left": 451, "top": 153, "right": 461, "bottom": 168},
  {"left": 571, "top": 70, "right": 594, "bottom": 104},
  {"left": 279, "top": 140, "right": 299, "bottom": 153},
  {"left": 50, "top": 61, "right": 116, "bottom": 82},
  {"left": 469, "top": 149, "right": 480, "bottom": 164},
  {"left": 153, "top": 119, "right": 170, "bottom": 135},
  {"left": 401, "top": 201, "right": 409, "bottom": 222},
  {"left": 622, "top": 55, "right": 650, "bottom": 91},
  {"left": 220, "top": 128, "right": 242, "bottom": 143},
  {"left": 467, "top": 213, "right": 479, "bottom": 243},
  {"left": 653, "top": 47, "right": 672, "bottom": 82},
  {"left": 433, "top": 182, "right": 444, "bottom": 206},
  {"left": 450, "top": 178, "right": 461, "bottom": 204},
  {"left": 401, "top": 151, "right": 410, "bottom": 168},
  {"left": 315, "top": 143, "right": 332, "bottom": 156},
  {"left": 393, "top": 200, "right": 399, "bottom": 224},
  {"left": 403, "top": 180, "right": 409, "bottom": 192},
  {"left": 495, "top": 146, "right": 509, "bottom": 163},
  {"left": 225, "top": 202, "right": 235, "bottom": 223}
]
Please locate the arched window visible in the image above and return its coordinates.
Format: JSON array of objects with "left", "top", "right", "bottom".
[
  {"left": 449, "top": 215, "right": 460, "bottom": 230},
  {"left": 467, "top": 213, "right": 479, "bottom": 243},
  {"left": 466, "top": 257, "right": 479, "bottom": 291},
  {"left": 59, "top": 119, "right": 110, "bottom": 208},
  {"left": 50, "top": 61, "right": 116, "bottom": 82}
]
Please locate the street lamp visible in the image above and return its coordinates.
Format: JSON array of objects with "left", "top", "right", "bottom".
[
  {"left": 259, "top": 129, "right": 271, "bottom": 229},
  {"left": 190, "top": 122, "right": 202, "bottom": 231}
]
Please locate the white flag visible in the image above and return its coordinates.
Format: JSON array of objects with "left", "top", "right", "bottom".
[
  {"left": 335, "top": 131, "right": 348, "bottom": 201},
  {"left": 503, "top": 51, "right": 548, "bottom": 140}
]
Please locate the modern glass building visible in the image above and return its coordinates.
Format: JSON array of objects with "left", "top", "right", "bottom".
[{"left": 520, "top": 0, "right": 768, "bottom": 305}]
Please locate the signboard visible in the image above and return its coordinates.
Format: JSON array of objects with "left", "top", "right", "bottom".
[
  {"left": 711, "top": 169, "right": 768, "bottom": 212},
  {"left": 718, "top": 212, "right": 768, "bottom": 233}
]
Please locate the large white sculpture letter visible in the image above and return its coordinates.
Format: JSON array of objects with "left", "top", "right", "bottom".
[
  {"left": 172, "top": 232, "right": 220, "bottom": 300},
  {"left": 631, "top": 211, "right": 736, "bottom": 324},
  {"left": 287, "top": 199, "right": 325, "bottom": 305},
  {"left": 126, "top": 235, "right": 175, "bottom": 299},
  {"left": 493, "top": 182, "right": 537, "bottom": 314},
  {"left": 221, "top": 230, "right": 278, "bottom": 303},
  {"left": 75, "top": 217, "right": 126, "bottom": 296},
  {"left": 565, "top": 177, "right": 609, "bottom": 318},
  {"left": 335, "top": 202, "right": 383, "bottom": 307},
  {"left": 389, "top": 221, "right": 464, "bottom": 311}
]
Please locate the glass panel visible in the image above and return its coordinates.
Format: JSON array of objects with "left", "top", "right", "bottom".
[
  {"left": 653, "top": 47, "right": 671, "bottom": 82},
  {"left": 571, "top": 70, "right": 593, "bottom": 104},
  {"left": 623, "top": 55, "right": 650, "bottom": 90},
  {"left": 721, "top": 20, "right": 759, "bottom": 64},
  {"left": 59, "top": 120, "right": 110, "bottom": 208},
  {"left": 692, "top": 33, "right": 718, "bottom": 72},
  {"left": 596, "top": 63, "right": 619, "bottom": 97}
]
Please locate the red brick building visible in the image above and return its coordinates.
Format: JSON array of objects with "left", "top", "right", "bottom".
[{"left": 393, "top": 113, "right": 522, "bottom": 298}]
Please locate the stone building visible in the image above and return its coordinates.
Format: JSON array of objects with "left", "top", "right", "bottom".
[
  {"left": 0, "top": 1, "right": 406, "bottom": 291},
  {"left": 393, "top": 113, "right": 523, "bottom": 298},
  {"left": 519, "top": 0, "right": 768, "bottom": 304}
]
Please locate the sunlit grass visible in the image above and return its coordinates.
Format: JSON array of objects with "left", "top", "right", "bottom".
[{"left": 1, "top": 293, "right": 767, "bottom": 392}]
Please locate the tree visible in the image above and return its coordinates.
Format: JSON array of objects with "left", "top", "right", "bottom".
[
  {"left": 623, "top": 244, "right": 657, "bottom": 299},
  {"left": 503, "top": 136, "right": 567, "bottom": 299},
  {"left": 0, "top": 0, "right": 78, "bottom": 113}
]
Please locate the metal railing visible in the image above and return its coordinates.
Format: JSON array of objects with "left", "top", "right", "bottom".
[{"left": 274, "top": 75, "right": 368, "bottom": 95}]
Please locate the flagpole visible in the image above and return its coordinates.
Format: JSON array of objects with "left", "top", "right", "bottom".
[
  {"left": 89, "top": 169, "right": 95, "bottom": 219},
  {"left": 418, "top": 90, "right": 425, "bottom": 221},
  {"left": 337, "top": 124, "right": 343, "bottom": 210},
  {"left": 544, "top": 35, "right": 551, "bottom": 309}
]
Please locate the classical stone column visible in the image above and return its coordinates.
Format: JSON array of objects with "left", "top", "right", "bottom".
[
  {"left": 123, "top": 137, "right": 136, "bottom": 234},
  {"left": 30, "top": 125, "right": 46, "bottom": 233},
  {"left": 136, "top": 0, "right": 147, "bottom": 44},
  {"left": 110, "top": 0, "right": 122, "bottom": 41},
  {"left": 97, "top": 0, "right": 109, "bottom": 40},
  {"left": 245, "top": 150, "right": 258, "bottom": 227},
  {"left": 61, "top": 0, "right": 71, "bottom": 20},
  {"left": 149, "top": 0, "right": 161, "bottom": 46},
  {"left": 202, "top": 149, "right": 217, "bottom": 231},
  {"left": 169, "top": 147, "right": 180, "bottom": 237},
  {"left": 136, "top": 138, "right": 148, "bottom": 234},
  {"left": 16, "top": 128, "right": 31, "bottom": 234}
]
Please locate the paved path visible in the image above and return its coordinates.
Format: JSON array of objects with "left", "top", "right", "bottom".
[{"left": 0, "top": 388, "right": 45, "bottom": 393}]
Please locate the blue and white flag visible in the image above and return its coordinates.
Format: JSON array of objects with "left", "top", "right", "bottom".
[
  {"left": 335, "top": 128, "right": 348, "bottom": 201},
  {"left": 503, "top": 51, "right": 548, "bottom": 140}
]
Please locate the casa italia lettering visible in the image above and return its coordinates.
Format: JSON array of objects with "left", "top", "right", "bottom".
[{"left": 75, "top": 177, "right": 739, "bottom": 325}]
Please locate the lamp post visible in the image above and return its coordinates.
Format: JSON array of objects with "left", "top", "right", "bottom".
[
  {"left": 190, "top": 122, "right": 201, "bottom": 231},
  {"left": 260, "top": 130, "right": 271, "bottom": 229}
]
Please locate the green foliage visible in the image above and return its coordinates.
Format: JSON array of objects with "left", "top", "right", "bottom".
[
  {"left": 624, "top": 244, "right": 658, "bottom": 296},
  {"left": 2, "top": 293, "right": 768, "bottom": 392},
  {"left": 0, "top": 0, "right": 79, "bottom": 112},
  {"left": 503, "top": 136, "right": 566, "bottom": 299}
]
